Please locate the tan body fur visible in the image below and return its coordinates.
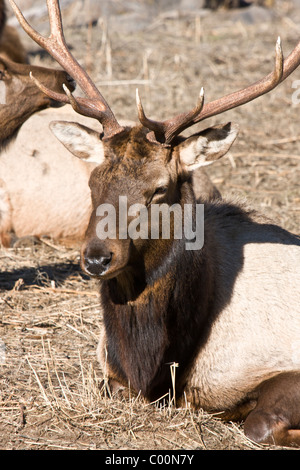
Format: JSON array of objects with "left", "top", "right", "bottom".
[
  {"left": 185, "top": 232, "right": 300, "bottom": 413},
  {"left": 0, "top": 107, "right": 96, "bottom": 245}
]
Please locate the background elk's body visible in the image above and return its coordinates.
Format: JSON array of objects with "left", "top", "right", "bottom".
[
  {"left": 0, "top": 0, "right": 81, "bottom": 245},
  {"left": 0, "top": 107, "right": 96, "bottom": 245}
]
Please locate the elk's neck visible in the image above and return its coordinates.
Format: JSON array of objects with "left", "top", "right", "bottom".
[
  {"left": 0, "top": 106, "right": 41, "bottom": 149},
  {"left": 100, "top": 181, "right": 215, "bottom": 401}
]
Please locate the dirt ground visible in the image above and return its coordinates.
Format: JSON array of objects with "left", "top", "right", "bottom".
[{"left": 0, "top": 0, "right": 299, "bottom": 451}]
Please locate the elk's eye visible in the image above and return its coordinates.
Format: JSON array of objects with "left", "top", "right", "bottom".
[
  {"left": 153, "top": 186, "right": 168, "bottom": 197},
  {"left": 146, "top": 185, "right": 168, "bottom": 206}
]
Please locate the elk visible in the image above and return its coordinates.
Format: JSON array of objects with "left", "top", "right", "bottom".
[
  {"left": 0, "top": 0, "right": 97, "bottom": 247},
  {"left": 10, "top": 0, "right": 300, "bottom": 447},
  {"left": 0, "top": 106, "right": 102, "bottom": 247},
  {"left": 0, "top": 17, "right": 78, "bottom": 247},
  {"left": 0, "top": 69, "right": 77, "bottom": 246}
]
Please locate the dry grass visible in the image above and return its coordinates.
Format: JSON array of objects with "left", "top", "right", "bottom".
[
  {"left": 1, "top": 1, "right": 299, "bottom": 450},
  {"left": 0, "top": 243, "right": 261, "bottom": 450},
  {"left": 0, "top": 243, "right": 263, "bottom": 450}
]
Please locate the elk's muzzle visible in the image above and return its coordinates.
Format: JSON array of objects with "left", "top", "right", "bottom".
[{"left": 81, "top": 237, "right": 130, "bottom": 280}]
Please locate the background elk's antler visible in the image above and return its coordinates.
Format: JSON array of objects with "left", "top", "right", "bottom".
[{"left": 9, "top": 0, "right": 124, "bottom": 140}]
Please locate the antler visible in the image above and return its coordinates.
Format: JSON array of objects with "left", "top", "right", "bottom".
[
  {"left": 138, "top": 37, "right": 300, "bottom": 145},
  {"left": 9, "top": 0, "right": 124, "bottom": 140},
  {"left": 136, "top": 87, "right": 205, "bottom": 145},
  {"left": 9, "top": 0, "right": 300, "bottom": 146}
]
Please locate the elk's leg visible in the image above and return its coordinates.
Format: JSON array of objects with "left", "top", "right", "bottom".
[
  {"left": 244, "top": 372, "right": 300, "bottom": 447},
  {"left": 96, "top": 330, "right": 129, "bottom": 396}
]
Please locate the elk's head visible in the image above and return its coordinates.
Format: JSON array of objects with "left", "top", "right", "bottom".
[
  {"left": 49, "top": 119, "right": 238, "bottom": 280},
  {"left": 0, "top": 55, "right": 75, "bottom": 143},
  {"left": 9, "top": 0, "right": 300, "bottom": 280}
]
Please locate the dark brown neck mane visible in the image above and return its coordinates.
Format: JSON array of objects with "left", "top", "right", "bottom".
[{"left": 99, "top": 179, "right": 215, "bottom": 402}]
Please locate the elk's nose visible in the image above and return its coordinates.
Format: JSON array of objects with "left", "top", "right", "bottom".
[{"left": 84, "top": 252, "right": 113, "bottom": 277}]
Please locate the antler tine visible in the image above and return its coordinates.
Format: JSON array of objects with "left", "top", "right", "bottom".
[
  {"left": 281, "top": 37, "right": 300, "bottom": 81},
  {"left": 192, "top": 36, "right": 285, "bottom": 125},
  {"left": 9, "top": 0, "right": 124, "bottom": 139},
  {"left": 136, "top": 88, "right": 205, "bottom": 146},
  {"left": 138, "top": 38, "right": 300, "bottom": 145}
]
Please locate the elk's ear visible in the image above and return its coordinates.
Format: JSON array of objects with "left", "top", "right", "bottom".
[
  {"left": 49, "top": 121, "right": 105, "bottom": 164},
  {"left": 177, "top": 122, "right": 239, "bottom": 171}
]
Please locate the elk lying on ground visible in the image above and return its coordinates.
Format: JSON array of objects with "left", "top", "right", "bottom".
[
  {"left": 0, "top": 106, "right": 99, "bottom": 247},
  {"left": 10, "top": 0, "right": 300, "bottom": 447},
  {"left": 0, "top": 42, "right": 77, "bottom": 245},
  {"left": 0, "top": 67, "right": 76, "bottom": 246},
  {"left": 0, "top": 1, "right": 108, "bottom": 248},
  {"left": 0, "top": 0, "right": 100, "bottom": 245},
  {"left": 0, "top": 0, "right": 218, "bottom": 247}
]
